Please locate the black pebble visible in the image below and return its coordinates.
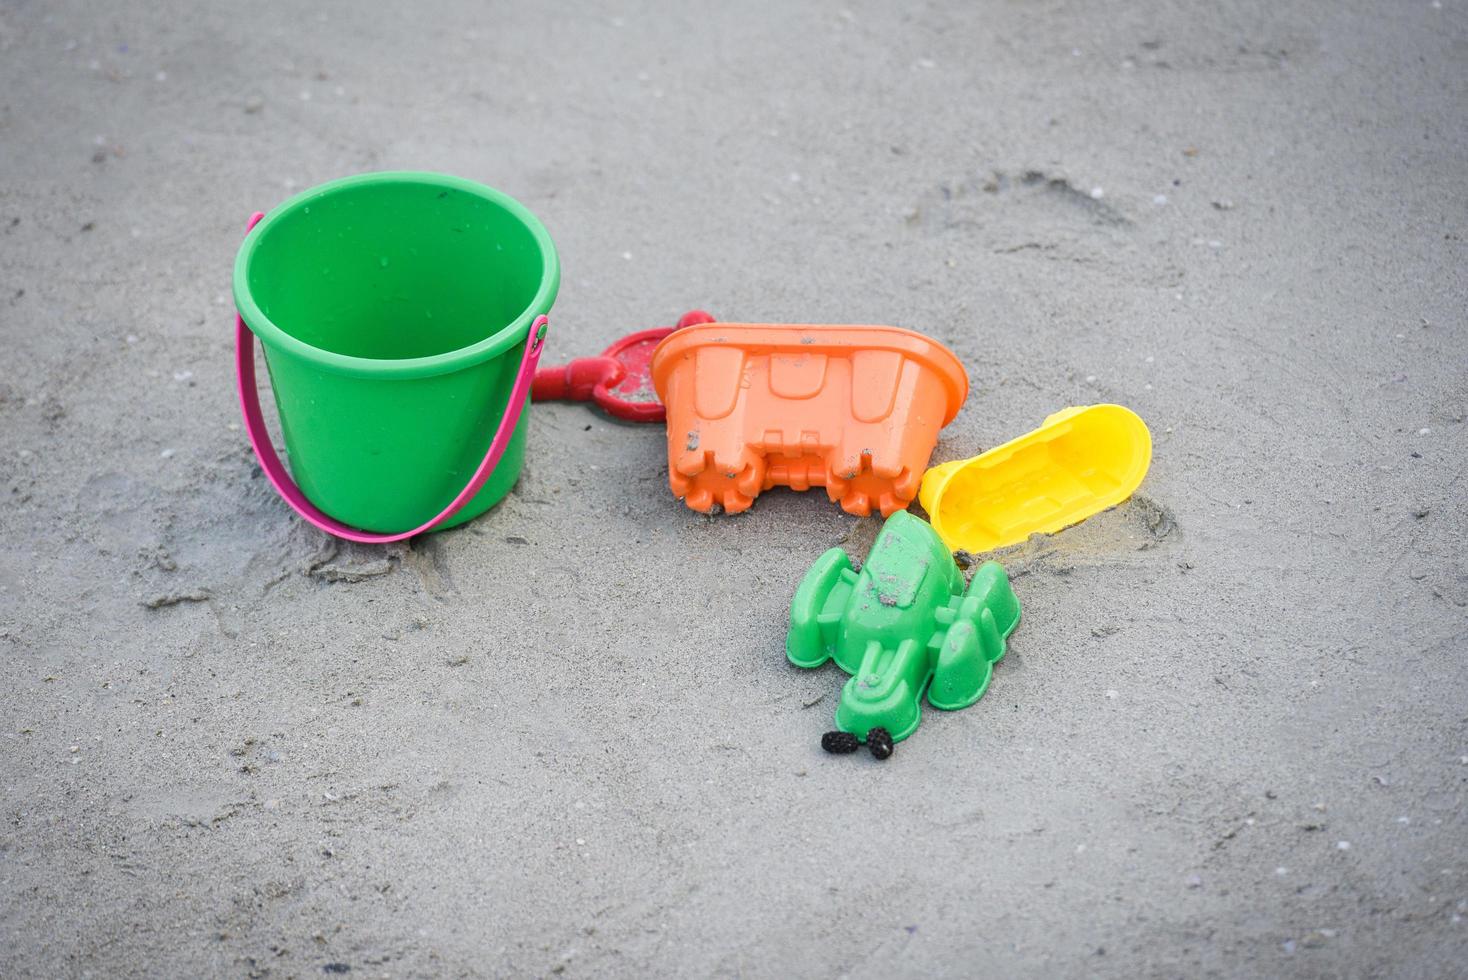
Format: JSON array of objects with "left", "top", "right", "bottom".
[
  {"left": 867, "top": 727, "right": 894, "bottom": 760},
  {"left": 821, "top": 730, "right": 860, "bottom": 754}
]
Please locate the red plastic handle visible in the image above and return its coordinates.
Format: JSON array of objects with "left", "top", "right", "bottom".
[
  {"left": 531, "top": 311, "right": 716, "bottom": 423},
  {"left": 532, "top": 356, "right": 624, "bottom": 402},
  {"left": 235, "top": 212, "right": 548, "bottom": 543}
]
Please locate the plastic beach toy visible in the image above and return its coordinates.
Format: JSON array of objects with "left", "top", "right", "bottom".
[
  {"left": 918, "top": 404, "right": 1151, "bottom": 554},
  {"left": 531, "top": 310, "right": 714, "bottom": 422},
  {"left": 651, "top": 323, "right": 967, "bottom": 516},
  {"left": 232, "top": 172, "right": 559, "bottom": 543},
  {"left": 787, "top": 511, "right": 1020, "bottom": 757}
]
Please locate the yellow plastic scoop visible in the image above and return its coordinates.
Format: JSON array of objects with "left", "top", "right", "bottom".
[{"left": 918, "top": 404, "right": 1152, "bottom": 553}]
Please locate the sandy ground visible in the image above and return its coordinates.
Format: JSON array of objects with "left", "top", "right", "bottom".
[{"left": 1, "top": 0, "right": 1465, "bottom": 977}]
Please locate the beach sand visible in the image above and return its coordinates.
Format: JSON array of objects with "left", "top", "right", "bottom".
[{"left": 1, "top": 1, "right": 1465, "bottom": 976}]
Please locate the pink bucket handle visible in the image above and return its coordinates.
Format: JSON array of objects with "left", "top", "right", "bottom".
[{"left": 235, "top": 211, "right": 548, "bottom": 543}]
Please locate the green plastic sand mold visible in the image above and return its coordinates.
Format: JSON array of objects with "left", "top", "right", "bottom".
[{"left": 787, "top": 511, "right": 1021, "bottom": 757}]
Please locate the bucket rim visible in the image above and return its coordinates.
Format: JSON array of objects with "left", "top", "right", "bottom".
[{"left": 232, "top": 171, "right": 560, "bottom": 380}]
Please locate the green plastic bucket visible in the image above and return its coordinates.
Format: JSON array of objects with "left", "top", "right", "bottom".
[{"left": 232, "top": 172, "right": 559, "bottom": 538}]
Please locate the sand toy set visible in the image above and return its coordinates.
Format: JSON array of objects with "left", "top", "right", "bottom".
[{"left": 232, "top": 170, "right": 1153, "bottom": 758}]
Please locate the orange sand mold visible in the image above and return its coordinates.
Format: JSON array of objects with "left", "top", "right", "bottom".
[{"left": 650, "top": 323, "right": 968, "bottom": 516}]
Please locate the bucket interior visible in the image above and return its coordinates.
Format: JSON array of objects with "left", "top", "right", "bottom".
[{"left": 243, "top": 178, "right": 545, "bottom": 360}]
